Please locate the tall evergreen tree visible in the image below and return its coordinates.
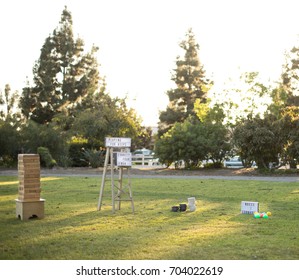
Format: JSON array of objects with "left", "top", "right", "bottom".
[
  {"left": 0, "top": 84, "right": 20, "bottom": 121},
  {"left": 279, "top": 46, "right": 299, "bottom": 107},
  {"left": 158, "top": 28, "right": 210, "bottom": 135},
  {"left": 20, "top": 7, "right": 100, "bottom": 124}
]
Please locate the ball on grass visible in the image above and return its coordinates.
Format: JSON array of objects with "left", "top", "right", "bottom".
[{"left": 253, "top": 213, "right": 260, "bottom": 218}]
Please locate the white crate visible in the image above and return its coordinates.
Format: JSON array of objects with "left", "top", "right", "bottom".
[{"left": 241, "top": 201, "right": 259, "bottom": 214}]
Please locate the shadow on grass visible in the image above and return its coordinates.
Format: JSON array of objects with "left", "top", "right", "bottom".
[{"left": 1, "top": 176, "right": 299, "bottom": 260}]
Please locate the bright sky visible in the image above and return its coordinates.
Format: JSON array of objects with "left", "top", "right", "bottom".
[{"left": 1, "top": 0, "right": 299, "bottom": 126}]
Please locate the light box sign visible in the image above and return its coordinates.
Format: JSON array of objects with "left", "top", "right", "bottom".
[
  {"left": 116, "top": 152, "right": 132, "bottom": 167},
  {"left": 105, "top": 137, "right": 131, "bottom": 148},
  {"left": 241, "top": 201, "right": 259, "bottom": 214}
]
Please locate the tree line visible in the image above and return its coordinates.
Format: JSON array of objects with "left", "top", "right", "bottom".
[
  {"left": 1, "top": 8, "right": 298, "bottom": 170},
  {"left": 0, "top": 7, "right": 151, "bottom": 168},
  {"left": 156, "top": 29, "right": 299, "bottom": 170}
]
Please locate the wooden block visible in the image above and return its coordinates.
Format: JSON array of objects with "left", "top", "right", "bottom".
[
  {"left": 19, "top": 182, "right": 41, "bottom": 188},
  {"left": 18, "top": 154, "right": 40, "bottom": 159},
  {"left": 15, "top": 199, "right": 45, "bottom": 220},
  {"left": 18, "top": 163, "right": 40, "bottom": 169},
  {"left": 19, "top": 156, "right": 39, "bottom": 160},
  {"left": 19, "top": 188, "right": 42, "bottom": 194},
  {"left": 19, "top": 189, "right": 41, "bottom": 195},
  {"left": 18, "top": 169, "right": 40, "bottom": 178},
  {"left": 19, "top": 182, "right": 40, "bottom": 188},
  {"left": 18, "top": 159, "right": 40, "bottom": 163},
  {"left": 19, "top": 178, "right": 40, "bottom": 184},
  {"left": 19, "top": 180, "right": 40, "bottom": 186},
  {"left": 18, "top": 188, "right": 41, "bottom": 193},
  {"left": 18, "top": 186, "right": 41, "bottom": 192},
  {"left": 19, "top": 174, "right": 40, "bottom": 180},
  {"left": 18, "top": 192, "right": 41, "bottom": 198},
  {"left": 18, "top": 195, "right": 41, "bottom": 201},
  {"left": 19, "top": 169, "right": 40, "bottom": 174},
  {"left": 18, "top": 160, "right": 40, "bottom": 166}
]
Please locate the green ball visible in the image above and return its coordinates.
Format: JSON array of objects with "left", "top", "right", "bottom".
[
  {"left": 254, "top": 213, "right": 260, "bottom": 218},
  {"left": 263, "top": 214, "right": 269, "bottom": 219}
]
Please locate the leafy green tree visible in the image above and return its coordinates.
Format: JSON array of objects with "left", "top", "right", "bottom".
[
  {"left": 155, "top": 116, "right": 230, "bottom": 168},
  {"left": 20, "top": 7, "right": 100, "bottom": 124},
  {"left": 202, "top": 122, "right": 231, "bottom": 165},
  {"left": 16, "top": 6, "right": 147, "bottom": 166},
  {"left": 37, "top": 147, "right": 57, "bottom": 168},
  {"left": 158, "top": 28, "right": 211, "bottom": 135},
  {"left": 0, "top": 84, "right": 20, "bottom": 121},
  {"left": 81, "top": 148, "right": 105, "bottom": 168},
  {"left": 211, "top": 72, "right": 272, "bottom": 126},
  {"left": 156, "top": 117, "right": 205, "bottom": 167},
  {"left": 0, "top": 84, "right": 22, "bottom": 165},
  {"left": 133, "top": 126, "right": 153, "bottom": 150},
  {"left": 266, "top": 43, "right": 299, "bottom": 169},
  {"left": 71, "top": 91, "right": 148, "bottom": 149},
  {"left": 20, "top": 120, "right": 68, "bottom": 161},
  {"left": 279, "top": 106, "right": 299, "bottom": 168},
  {"left": 194, "top": 98, "right": 225, "bottom": 124},
  {"left": 0, "top": 119, "right": 21, "bottom": 166},
  {"left": 280, "top": 46, "right": 299, "bottom": 106},
  {"left": 233, "top": 114, "right": 283, "bottom": 169}
]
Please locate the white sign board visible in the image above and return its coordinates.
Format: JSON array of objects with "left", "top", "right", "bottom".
[
  {"left": 105, "top": 137, "right": 131, "bottom": 148},
  {"left": 241, "top": 201, "right": 259, "bottom": 214},
  {"left": 116, "top": 152, "right": 132, "bottom": 167}
]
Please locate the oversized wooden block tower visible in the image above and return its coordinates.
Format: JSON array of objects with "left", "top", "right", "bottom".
[{"left": 15, "top": 154, "right": 45, "bottom": 220}]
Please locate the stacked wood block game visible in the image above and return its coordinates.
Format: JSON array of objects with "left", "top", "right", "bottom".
[{"left": 15, "top": 154, "right": 45, "bottom": 220}]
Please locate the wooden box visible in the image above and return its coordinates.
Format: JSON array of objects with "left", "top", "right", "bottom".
[{"left": 15, "top": 199, "right": 45, "bottom": 220}]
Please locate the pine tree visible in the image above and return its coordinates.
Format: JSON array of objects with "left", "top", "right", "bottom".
[
  {"left": 158, "top": 28, "right": 210, "bottom": 135},
  {"left": 0, "top": 84, "right": 19, "bottom": 121},
  {"left": 20, "top": 7, "right": 100, "bottom": 124},
  {"left": 280, "top": 46, "right": 299, "bottom": 106}
]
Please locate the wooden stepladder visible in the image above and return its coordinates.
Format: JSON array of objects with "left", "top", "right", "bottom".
[{"left": 97, "top": 138, "right": 134, "bottom": 214}]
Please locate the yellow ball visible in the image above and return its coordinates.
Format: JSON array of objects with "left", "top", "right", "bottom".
[{"left": 267, "top": 211, "right": 272, "bottom": 216}]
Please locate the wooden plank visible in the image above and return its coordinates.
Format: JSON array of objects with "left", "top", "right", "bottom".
[
  {"left": 18, "top": 157, "right": 39, "bottom": 164},
  {"left": 19, "top": 182, "right": 41, "bottom": 188},
  {"left": 18, "top": 163, "right": 40, "bottom": 169},
  {"left": 19, "top": 178, "right": 40, "bottom": 184},
  {"left": 18, "top": 196, "right": 41, "bottom": 202},
  {"left": 18, "top": 154, "right": 39, "bottom": 158},
  {"left": 18, "top": 188, "right": 41, "bottom": 194},
  {"left": 19, "top": 169, "right": 40, "bottom": 175}
]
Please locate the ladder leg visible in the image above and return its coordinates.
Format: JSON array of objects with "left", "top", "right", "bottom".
[
  {"left": 117, "top": 167, "right": 123, "bottom": 210},
  {"left": 110, "top": 148, "right": 115, "bottom": 214},
  {"left": 128, "top": 168, "right": 135, "bottom": 213},
  {"left": 97, "top": 148, "right": 110, "bottom": 210}
]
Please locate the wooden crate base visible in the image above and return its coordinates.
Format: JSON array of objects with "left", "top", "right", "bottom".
[{"left": 15, "top": 199, "right": 45, "bottom": 221}]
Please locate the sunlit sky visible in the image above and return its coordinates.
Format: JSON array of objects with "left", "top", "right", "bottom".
[{"left": 1, "top": 0, "right": 299, "bottom": 126}]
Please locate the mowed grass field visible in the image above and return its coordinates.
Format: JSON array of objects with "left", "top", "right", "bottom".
[{"left": 0, "top": 175, "right": 298, "bottom": 260}]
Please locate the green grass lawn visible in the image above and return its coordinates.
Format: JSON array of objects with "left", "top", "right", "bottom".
[{"left": 0, "top": 175, "right": 298, "bottom": 260}]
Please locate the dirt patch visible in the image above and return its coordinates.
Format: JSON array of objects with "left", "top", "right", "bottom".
[
  {"left": 39, "top": 166, "right": 260, "bottom": 176},
  {"left": 1, "top": 166, "right": 297, "bottom": 177},
  {"left": 130, "top": 167, "right": 260, "bottom": 176}
]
